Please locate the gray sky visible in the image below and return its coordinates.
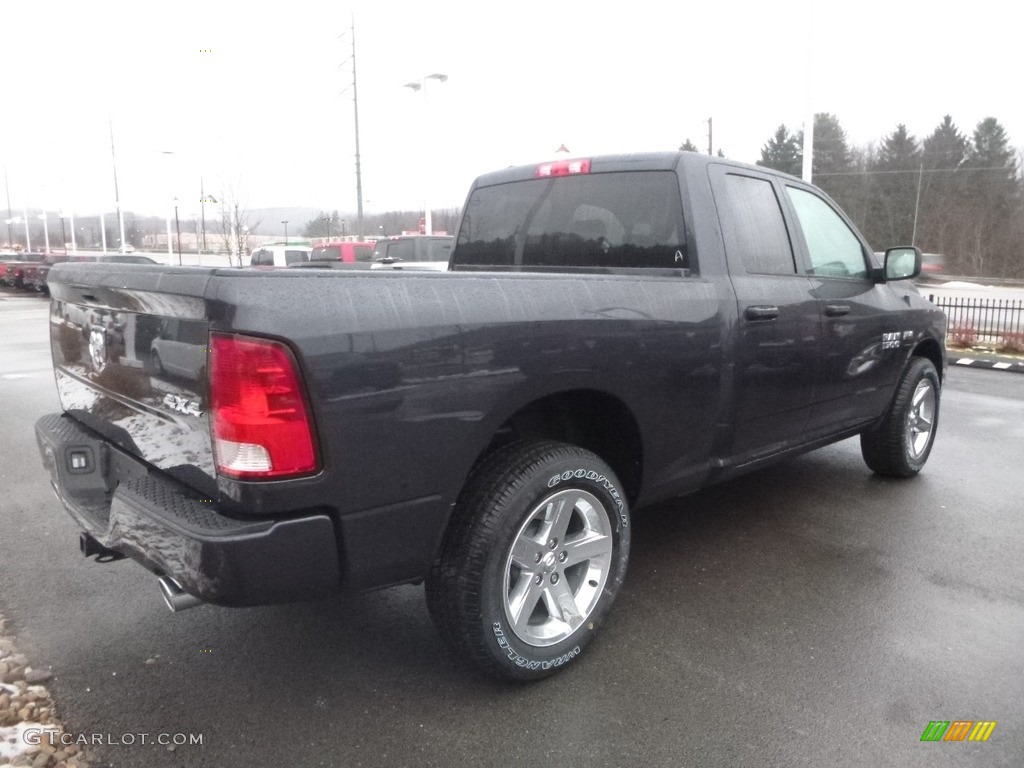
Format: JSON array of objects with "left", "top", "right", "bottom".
[{"left": 3, "top": 0, "right": 1020, "bottom": 225}]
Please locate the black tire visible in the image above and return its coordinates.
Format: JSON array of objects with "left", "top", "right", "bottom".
[
  {"left": 861, "top": 357, "right": 940, "bottom": 478},
  {"left": 426, "top": 440, "right": 631, "bottom": 681}
]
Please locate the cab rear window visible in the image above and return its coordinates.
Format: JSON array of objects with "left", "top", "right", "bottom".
[{"left": 455, "top": 171, "right": 690, "bottom": 273}]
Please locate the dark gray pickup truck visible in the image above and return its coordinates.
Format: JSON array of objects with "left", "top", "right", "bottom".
[{"left": 35, "top": 152, "right": 946, "bottom": 679}]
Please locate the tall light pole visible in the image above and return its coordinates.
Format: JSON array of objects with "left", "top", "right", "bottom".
[
  {"left": 99, "top": 212, "right": 107, "bottom": 253},
  {"left": 37, "top": 212, "right": 50, "bottom": 253},
  {"left": 4, "top": 167, "right": 12, "bottom": 247},
  {"left": 403, "top": 72, "right": 448, "bottom": 236},
  {"left": 23, "top": 208, "right": 31, "bottom": 251},
  {"left": 199, "top": 180, "right": 216, "bottom": 254},
  {"left": 174, "top": 198, "right": 182, "bottom": 265},
  {"left": 110, "top": 118, "right": 127, "bottom": 253},
  {"left": 345, "top": 14, "right": 365, "bottom": 240},
  {"left": 282, "top": 220, "right": 288, "bottom": 245},
  {"left": 58, "top": 214, "right": 68, "bottom": 255}
]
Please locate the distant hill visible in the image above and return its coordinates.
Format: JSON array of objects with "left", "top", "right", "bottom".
[{"left": 244, "top": 207, "right": 323, "bottom": 236}]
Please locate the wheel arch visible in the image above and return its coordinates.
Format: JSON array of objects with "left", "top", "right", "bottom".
[
  {"left": 466, "top": 388, "right": 644, "bottom": 508},
  {"left": 911, "top": 337, "right": 944, "bottom": 381}
]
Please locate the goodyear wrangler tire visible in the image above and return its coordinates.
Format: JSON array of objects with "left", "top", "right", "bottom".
[
  {"left": 860, "top": 357, "right": 940, "bottom": 478},
  {"left": 426, "top": 440, "right": 631, "bottom": 681}
]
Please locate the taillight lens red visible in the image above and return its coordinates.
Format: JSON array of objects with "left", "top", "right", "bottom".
[
  {"left": 536, "top": 159, "right": 591, "bottom": 178},
  {"left": 209, "top": 333, "right": 318, "bottom": 479}
]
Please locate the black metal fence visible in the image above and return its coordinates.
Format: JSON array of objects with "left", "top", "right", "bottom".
[{"left": 926, "top": 295, "right": 1024, "bottom": 344}]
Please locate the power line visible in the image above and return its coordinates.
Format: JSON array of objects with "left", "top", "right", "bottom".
[{"left": 815, "top": 165, "right": 1015, "bottom": 177}]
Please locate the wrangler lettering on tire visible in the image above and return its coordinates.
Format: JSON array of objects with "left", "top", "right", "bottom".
[{"left": 426, "top": 440, "right": 631, "bottom": 681}]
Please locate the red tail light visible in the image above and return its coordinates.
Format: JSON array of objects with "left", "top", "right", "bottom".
[
  {"left": 536, "top": 159, "right": 591, "bottom": 178},
  {"left": 209, "top": 333, "right": 318, "bottom": 479}
]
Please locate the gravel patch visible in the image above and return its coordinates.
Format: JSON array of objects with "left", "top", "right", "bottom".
[{"left": 0, "top": 615, "right": 93, "bottom": 767}]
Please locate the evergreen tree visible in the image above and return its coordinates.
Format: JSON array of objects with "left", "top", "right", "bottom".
[
  {"left": 757, "top": 124, "right": 801, "bottom": 176},
  {"left": 866, "top": 124, "right": 921, "bottom": 247},
  {"left": 915, "top": 116, "right": 970, "bottom": 271},
  {"left": 961, "top": 117, "right": 1021, "bottom": 275},
  {"left": 812, "top": 113, "right": 856, "bottom": 214},
  {"left": 679, "top": 139, "right": 700, "bottom": 153}
]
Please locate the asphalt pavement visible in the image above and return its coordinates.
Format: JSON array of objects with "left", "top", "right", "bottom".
[{"left": 0, "top": 289, "right": 1021, "bottom": 768}]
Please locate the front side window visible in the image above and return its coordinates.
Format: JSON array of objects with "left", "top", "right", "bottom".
[
  {"left": 786, "top": 187, "right": 868, "bottom": 279},
  {"left": 285, "top": 250, "right": 309, "bottom": 265},
  {"left": 251, "top": 249, "right": 271, "bottom": 266},
  {"left": 717, "top": 174, "right": 795, "bottom": 275},
  {"left": 456, "top": 171, "right": 690, "bottom": 272}
]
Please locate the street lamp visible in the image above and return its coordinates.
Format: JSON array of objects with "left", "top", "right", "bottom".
[
  {"left": 37, "top": 212, "right": 50, "bottom": 253},
  {"left": 59, "top": 211, "right": 77, "bottom": 253},
  {"left": 282, "top": 220, "right": 288, "bottom": 245},
  {"left": 199, "top": 183, "right": 217, "bottom": 254},
  {"left": 403, "top": 73, "right": 448, "bottom": 236},
  {"left": 58, "top": 213, "right": 68, "bottom": 255}
]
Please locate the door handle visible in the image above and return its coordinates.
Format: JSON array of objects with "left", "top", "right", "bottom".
[
  {"left": 745, "top": 305, "right": 779, "bottom": 321},
  {"left": 825, "top": 303, "right": 851, "bottom": 317}
]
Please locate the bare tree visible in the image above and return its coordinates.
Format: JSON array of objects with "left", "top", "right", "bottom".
[{"left": 217, "top": 183, "right": 261, "bottom": 266}]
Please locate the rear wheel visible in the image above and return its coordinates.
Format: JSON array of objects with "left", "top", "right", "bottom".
[
  {"left": 426, "top": 440, "right": 631, "bottom": 680},
  {"left": 861, "top": 357, "right": 940, "bottom": 477}
]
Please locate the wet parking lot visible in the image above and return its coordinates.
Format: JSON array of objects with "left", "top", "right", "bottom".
[{"left": 0, "top": 290, "right": 1021, "bottom": 767}]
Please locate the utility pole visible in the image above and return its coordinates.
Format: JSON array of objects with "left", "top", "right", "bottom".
[
  {"left": 801, "top": 113, "right": 814, "bottom": 183},
  {"left": 911, "top": 163, "right": 924, "bottom": 247},
  {"left": 707, "top": 117, "right": 713, "bottom": 156},
  {"left": 350, "top": 15, "right": 365, "bottom": 240}
]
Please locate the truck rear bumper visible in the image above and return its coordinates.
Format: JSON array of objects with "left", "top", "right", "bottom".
[{"left": 35, "top": 412, "right": 341, "bottom": 607}]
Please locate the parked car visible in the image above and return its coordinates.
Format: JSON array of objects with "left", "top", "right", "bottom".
[
  {"left": 249, "top": 245, "right": 312, "bottom": 268},
  {"left": 370, "top": 235, "right": 453, "bottom": 271},
  {"left": 310, "top": 241, "right": 375, "bottom": 264},
  {"left": 0, "top": 252, "right": 47, "bottom": 288},
  {"left": 28, "top": 254, "right": 158, "bottom": 294},
  {"left": 35, "top": 152, "right": 945, "bottom": 681}
]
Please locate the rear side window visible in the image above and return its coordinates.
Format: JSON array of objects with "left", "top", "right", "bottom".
[
  {"left": 251, "top": 249, "right": 272, "bottom": 266},
  {"left": 354, "top": 245, "right": 373, "bottom": 262},
  {"left": 311, "top": 246, "right": 338, "bottom": 261},
  {"left": 376, "top": 239, "right": 415, "bottom": 262},
  {"left": 456, "top": 171, "right": 690, "bottom": 272},
  {"left": 717, "top": 174, "right": 795, "bottom": 275},
  {"left": 785, "top": 187, "right": 867, "bottom": 279},
  {"left": 427, "top": 239, "right": 452, "bottom": 262}
]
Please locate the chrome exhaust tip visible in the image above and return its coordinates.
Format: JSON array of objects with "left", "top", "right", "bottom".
[{"left": 158, "top": 576, "right": 204, "bottom": 612}]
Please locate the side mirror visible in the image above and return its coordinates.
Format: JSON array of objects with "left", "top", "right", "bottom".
[{"left": 883, "top": 246, "right": 921, "bottom": 281}]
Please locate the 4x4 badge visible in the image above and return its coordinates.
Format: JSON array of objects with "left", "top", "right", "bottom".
[{"left": 163, "top": 393, "right": 203, "bottom": 417}]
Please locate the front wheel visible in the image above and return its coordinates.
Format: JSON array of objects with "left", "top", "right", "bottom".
[
  {"left": 861, "top": 357, "right": 940, "bottom": 477},
  {"left": 426, "top": 440, "right": 631, "bottom": 681}
]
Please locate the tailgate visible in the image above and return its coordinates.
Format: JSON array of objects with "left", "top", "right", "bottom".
[{"left": 47, "top": 263, "right": 218, "bottom": 494}]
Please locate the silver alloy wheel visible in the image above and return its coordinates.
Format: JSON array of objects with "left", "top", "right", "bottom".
[
  {"left": 906, "top": 378, "right": 936, "bottom": 459},
  {"left": 502, "top": 488, "right": 614, "bottom": 647}
]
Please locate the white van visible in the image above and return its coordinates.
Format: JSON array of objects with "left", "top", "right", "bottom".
[{"left": 249, "top": 245, "right": 312, "bottom": 268}]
